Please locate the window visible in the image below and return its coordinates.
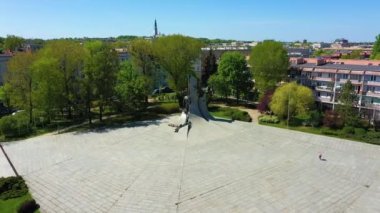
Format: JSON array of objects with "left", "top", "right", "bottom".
[
  {"left": 317, "top": 73, "right": 322, "bottom": 77},
  {"left": 343, "top": 74, "right": 348, "bottom": 79},
  {"left": 370, "top": 75, "right": 377, "bottom": 81}
]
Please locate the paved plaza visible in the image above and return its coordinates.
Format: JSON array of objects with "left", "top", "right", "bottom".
[{"left": 1, "top": 115, "right": 380, "bottom": 212}]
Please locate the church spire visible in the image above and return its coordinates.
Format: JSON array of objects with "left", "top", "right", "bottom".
[{"left": 154, "top": 19, "right": 158, "bottom": 37}]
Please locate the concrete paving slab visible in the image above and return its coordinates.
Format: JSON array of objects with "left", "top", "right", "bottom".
[{"left": 2, "top": 115, "right": 380, "bottom": 212}]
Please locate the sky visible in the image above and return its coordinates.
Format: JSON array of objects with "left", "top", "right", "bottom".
[{"left": 1, "top": 0, "right": 380, "bottom": 42}]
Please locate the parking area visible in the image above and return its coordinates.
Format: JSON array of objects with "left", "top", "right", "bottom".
[{"left": 1, "top": 115, "right": 380, "bottom": 212}]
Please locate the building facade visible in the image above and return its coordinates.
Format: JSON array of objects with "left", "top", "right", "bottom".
[{"left": 291, "top": 58, "right": 380, "bottom": 120}]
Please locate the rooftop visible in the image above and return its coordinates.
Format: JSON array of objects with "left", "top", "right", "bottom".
[{"left": 293, "top": 62, "right": 380, "bottom": 72}]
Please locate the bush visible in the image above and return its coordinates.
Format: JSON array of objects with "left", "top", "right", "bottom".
[
  {"left": 259, "top": 115, "right": 280, "bottom": 124},
  {"left": 354, "top": 128, "right": 366, "bottom": 136},
  {"left": 320, "top": 127, "right": 339, "bottom": 136},
  {"left": 230, "top": 110, "right": 251, "bottom": 122},
  {"left": 342, "top": 126, "right": 355, "bottom": 135},
  {"left": 155, "top": 93, "right": 177, "bottom": 102},
  {"left": 18, "top": 199, "right": 40, "bottom": 213},
  {"left": 151, "top": 102, "right": 180, "bottom": 114},
  {"left": 323, "top": 110, "right": 343, "bottom": 129},
  {"left": 362, "top": 131, "right": 380, "bottom": 145},
  {"left": 0, "top": 177, "right": 28, "bottom": 200},
  {"left": 0, "top": 112, "right": 32, "bottom": 138}
]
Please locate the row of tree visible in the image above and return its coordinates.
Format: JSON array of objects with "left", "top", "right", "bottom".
[
  {"left": 3, "top": 35, "right": 202, "bottom": 125},
  {"left": 207, "top": 40, "right": 289, "bottom": 103}
]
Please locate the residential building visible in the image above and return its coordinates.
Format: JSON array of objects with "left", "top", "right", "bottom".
[{"left": 291, "top": 58, "right": 380, "bottom": 121}]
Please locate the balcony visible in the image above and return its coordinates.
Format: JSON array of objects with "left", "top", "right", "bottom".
[
  {"left": 365, "top": 81, "right": 380, "bottom": 87},
  {"left": 365, "top": 91, "right": 380, "bottom": 98},
  {"left": 311, "top": 76, "right": 334, "bottom": 82},
  {"left": 315, "top": 86, "right": 333, "bottom": 92},
  {"left": 316, "top": 96, "right": 334, "bottom": 103},
  {"left": 360, "top": 103, "right": 380, "bottom": 110}
]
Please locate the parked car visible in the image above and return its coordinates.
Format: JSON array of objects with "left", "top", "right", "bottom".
[{"left": 152, "top": 86, "right": 174, "bottom": 95}]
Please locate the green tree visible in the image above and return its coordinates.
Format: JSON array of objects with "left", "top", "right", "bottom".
[
  {"left": 372, "top": 34, "right": 380, "bottom": 59},
  {"left": 39, "top": 40, "right": 86, "bottom": 119},
  {"left": 115, "top": 61, "right": 148, "bottom": 111},
  {"left": 270, "top": 82, "right": 314, "bottom": 120},
  {"left": 153, "top": 35, "right": 202, "bottom": 105},
  {"left": 337, "top": 80, "right": 359, "bottom": 127},
  {"left": 5, "top": 52, "right": 37, "bottom": 123},
  {"left": 249, "top": 40, "right": 289, "bottom": 95},
  {"left": 129, "top": 39, "right": 156, "bottom": 102},
  {"left": 208, "top": 73, "right": 230, "bottom": 100},
  {"left": 201, "top": 49, "right": 217, "bottom": 87},
  {"left": 32, "top": 57, "right": 64, "bottom": 121},
  {"left": 84, "top": 41, "right": 119, "bottom": 122},
  {"left": 4, "top": 35, "right": 25, "bottom": 52},
  {"left": 217, "top": 52, "right": 252, "bottom": 103}
]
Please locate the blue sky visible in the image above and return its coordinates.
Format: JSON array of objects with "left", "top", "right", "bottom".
[{"left": 1, "top": 0, "right": 379, "bottom": 42}]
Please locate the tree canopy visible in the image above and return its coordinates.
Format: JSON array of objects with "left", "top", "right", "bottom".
[
  {"left": 4, "top": 35, "right": 25, "bottom": 52},
  {"left": 210, "top": 52, "right": 252, "bottom": 103},
  {"left": 337, "top": 80, "right": 359, "bottom": 127},
  {"left": 372, "top": 34, "right": 380, "bottom": 60},
  {"left": 115, "top": 61, "right": 148, "bottom": 111},
  {"left": 270, "top": 82, "right": 314, "bottom": 119},
  {"left": 153, "top": 35, "right": 202, "bottom": 104},
  {"left": 249, "top": 40, "right": 289, "bottom": 95}
]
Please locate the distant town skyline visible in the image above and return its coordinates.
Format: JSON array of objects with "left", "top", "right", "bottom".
[{"left": 1, "top": 0, "right": 380, "bottom": 42}]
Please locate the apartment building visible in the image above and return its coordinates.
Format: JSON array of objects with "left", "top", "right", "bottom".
[{"left": 291, "top": 58, "right": 380, "bottom": 120}]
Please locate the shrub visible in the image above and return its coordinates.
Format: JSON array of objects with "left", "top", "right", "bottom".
[
  {"left": 323, "top": 110, "right": 343, "bottom": 129},
  {"left": 18, "top": 199, "right": 40, "bottom": 213},
  {"left": 0, "top": 112, "right": 32, "bottom": 138},
  {"left": 0, "top": 176, "right": 28, "bottom": 200},
  {"left": 354, "top": 128, "right": 366, "bottom": 136},
  {"left": 151, "top": 102, "right": 180, "bottom": 114},
  {"left": 362, "top": 131, "right": 380, "bottom": 145},
  {"left": 320, "top": 127, "right": 339, "bottom": 136},
  {"left": 259, "top": 115, "right": 280, "bottom": 124},
  {"left": 230, "top": 110, "right": 251, "bottom": 122},
  {"left": 342, "top": 126, "right": 355, "bottom": 135}
]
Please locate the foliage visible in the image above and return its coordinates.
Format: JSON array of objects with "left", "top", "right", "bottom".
[
  {"left": 153, "top": 35, "right": 202, "bottom": 104},
  {"left": 115, "top": 61, "right": 148, "bottom": 111},
  {"left": 354, "top": 128, "right": 366, "bottom": 136},
  {"left": 150, "top": 102, "right": 180, "bottom": 114},
  {"left": 323, "top": 110, "right": 344, "bottom": 129},
  {"left": 341, "top": 50, "right": 362, "bottom": 59},
  {"left": 0, "top": 112, "right": 32, "bottom": 138},
  {"left": 32, "top": 57, "right": 64, "bottom": 121},
  {"left": 84, "top": 41, "right": 120, "bottom": 122},
  {"left": 209, "top": 106, "right": 251, "bottom": 122},
  {"left": 257, "top": 90, "right": 273, "bottom": 113},
  {"left": 4, "top": 35, "right": 24, "bottom": 52},
  {"left": 307, "top": 110, "right": 323, "bottom": 127},
  {"left": 39, "top": 40, "right": 86, "bottom": 119},
  {"left": 337, "top": 80, "right": 359, "bottom": 127},
  {"left": 0, "top": 176, "right": 28, "bottom": 200},
  {"left": 209, "top": 52, "right": 252, "bottom": 103},
  {"left": 201, "top": 50, "right": 217, "bottom": 87},
  {"left": 249, "top": 40, "right": 289, "bottom": 94},
  {"left": 270, "top": 82, "right": 315, "bottom": 119},
  {"left": 312, "top": 49, "right": 334, "bottom": 57},
  {"left": 5, "top": 52, "right": 37, "bottom": 124},
  {"left": 372, "top": 34, "right": 380, "bottom": 60},
  {"left": 342, "top": 126, "right": 355, "bottom": 135},
  {"left": 258, "top": 115, "right": 280, "bottom": 124},
  {"left": 155, "top": 93, "right": 177, "bottom": 102},
  {"left": 208, "top": 73, "right": 231, "bottom": 100}
]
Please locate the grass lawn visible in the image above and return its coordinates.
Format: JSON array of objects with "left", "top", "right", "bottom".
[
  {"left": 0, "top": 193, "right": 39, "bottom": 213},
  {"left": 260, "top": 121, "right": 380, "bottom": 145},
  {"left": 209, "top": 105, "right": 252, "bottom": 122}
]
